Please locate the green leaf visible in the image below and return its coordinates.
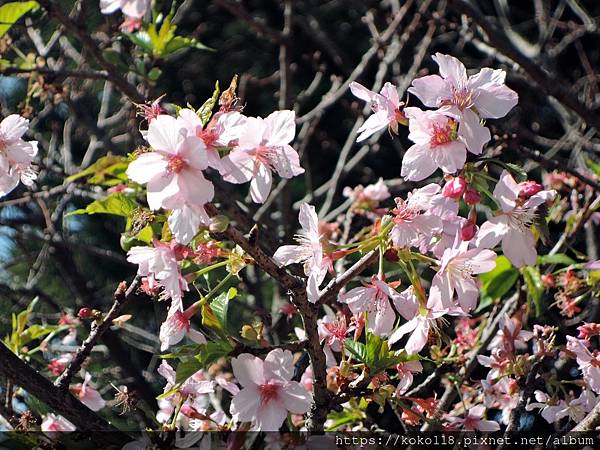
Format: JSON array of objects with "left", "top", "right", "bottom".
[
  {"left": 66, "top": 155, "right": 129, "bottom": 185},
  {"left": 67, "top": 193, "right": 138, "bottom": 217},
  {"left": 586, "top": 159, "right": 600, "bottom": 178},
  {"left": 344, "top": 340, "right": 367, "bottom": 364},
  {"left": 210, "top": 287, "right": 236, "bottom": 331},
  {"left": 479, "top": 256, "right": 519, "bottom": 304},
  {"left": 196, "top": 340, "right": 233, "bottom": 367},
  {"left": 503, "top": 163, "right": 528, "bottom": 182},
  {"left": 124, "top": 30, "right": 154, "bottom": 53},
  {"left": 175, "top": 358, "right": 203, "bottom": 384},
  {"left": 134, "top": 225, "right": 154, "bottom": 244},
  {"left": 163, "top": 36, "right": 213, "bottom": 56},
  {"left": 20, "top": 324, "right": 58, "bottom": 346},
  {"left": 197, "top": 81, "right": 220, "bottom": 126},
  {"left": 522, "top": 266, "right": 544, "bottom": 316},
  {"left": 537, "top": 254, "right": 576, "bottom": 266},
  {"left": 0, "top": 1, "right": 38, "bottom": 38}
]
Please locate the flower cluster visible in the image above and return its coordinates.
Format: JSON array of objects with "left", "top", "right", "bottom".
[{"left": 0, "top": 115, "right": 38, "bottom": 198}]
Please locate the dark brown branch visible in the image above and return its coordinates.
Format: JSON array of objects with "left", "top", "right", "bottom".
[
  {"left": 0, "top": 342, "right": 127, "bottom": 440},
  {"left": 54, "top": 276, "right": 142, "bottom": 390}
]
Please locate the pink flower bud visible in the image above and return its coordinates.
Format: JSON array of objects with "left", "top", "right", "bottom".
[
  {"left": 442, "top": 176, "right": 466, "bottom": 199},
  {"left": 460, "top": 222, "right": 477, "bottom": 241},
  {"left": 463, "top": 188, "right": 481, "bottom": 205},
  {"left": 518, "top": 181, "right": 543, "bottom": 199}
]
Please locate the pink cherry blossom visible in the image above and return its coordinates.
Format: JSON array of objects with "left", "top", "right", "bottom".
[
  {"left": 177, "top": 108, "right": 247, "bottom": 171},
  {"left": 159, "top": 303, "right": 207, "bottom": 351},
  {"left": 488, "top": 314, "right": 533, "bottom": 354},
  {"left": 100, "top": 0, "right": 149, "bottom": 18},
  {"left": 475, "top": 170, "right": 556, "bottom": 267},
  {"left": 229, "top": 349, "right": 312, "bottom": 431},
  {"left": 388, "top": 287, "right": 445, "bottom": 355},
  {"left": 526, "top": 390, "right": 597, "bottom": 424},
  {"left": 445, "top": 405, "right": 500, "bottom": 431},
  {"left": 566, "top": 337, "right": 600, "bottom": 394},
  {"left": 390, "top": 184, "right": 443, "bottom": 249},
  {"left": 127, "top": 240, "right": 188, "bottom": 309},
  {"left": 428, "top": 237, "right": 496, "bottom": 313},
  {"left": 477, "top": 349, "right": 510, "bottom": 381},
  {"left": 395, "top": 360, "right": 423, "bottom": 395},
  {"left": 338, "top": 277, "right": 403, "bottom": 336},
  {"left": 343, "top": 178, "right": 390, "bottom": 203},
  {"left": 220, "top": 110, "right": 303, "bottom": 203},
  {"left": 0, "top": 114, "right": 38, "bottom": 197},
  {"left": 41, "top": 414, "right": 76, "bottom": 433},
  {"left": 156, "top": 361, "right": 215, "bottom": 424},
  {"left": 409, "top": 53, "right": 518, "bottom": 154},
  {"left": 349, "top": 81, "right": 406, "bottom": 142},
  {"left": 126, "top": 115, "right": 214, "bottom": 244},
  {"left": 70, "top": 373, "right": 106, "bottom": 412},
  {"left": 318, "top": 314, "right": 354, "bottom": 366},
  {"left": 273, "top": 203, "right": 328, "bottom": 303},
  {"left": 401, "top": 107, "right": 468, "bottom": 181}
]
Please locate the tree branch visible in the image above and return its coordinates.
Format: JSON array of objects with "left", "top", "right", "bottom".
[
  {"left": 0, "top": 342, "right": 128, "bottom": 440},
  {"left": 54, "top": 276, "right": 142, "bottom": 390}
]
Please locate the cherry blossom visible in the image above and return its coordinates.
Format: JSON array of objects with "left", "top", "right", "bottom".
[
  {"left": 177, "top": 108, "right": 247, "bottom": 171},
  {"left": 159, "top": 303, "right": 207, "bottom": 351},
  {"left": 388, "top": 287, "right": 446, "bottom": 355},
  {"left": 566, "top": 337, "right": 600, "bottom": 394},
  {"left": 229, "top": 349, "right": 312, "bottom": 431},
  {"left": 488, "top": 314, "right": 533, "bottom": 354},
  {"left": 127, "top": 240, "right": 188, "bottom": 310},
  {"left": 338, "top": 277, "right": 403, "bottom": 336},
  {"left": 527, "top": 390, "right": 597, "bottom": 424},
  {"left": 0, "top": 114, "right": 38, "bottom": 197},
  {"left": 100, "top": 0, "right": 149, "bottom": 19},
  {"left": 70, "top": 373, "right": 106, "bottom": 411},
  {"left": 273, "top": 203, "right": 328, "bottom": 302},
  {"left": 394, "top": 360, "right": 423, "bottom": 395},
  {"left": 349, "top": 81, "right": 406, "bottom": 142},
  {"left": 220, "top": 110, "right": 303, "bottom": 203},
  {"left": 428, "top": 237, "right": 496, "bottom": 312},
  {"left": 126, "top": 115, "right": 214, "bottom": 243},
  {"left": 390, "top": 184, "right": 443, "bottom": 249},
  {"left": 409, "top": 53, "right": 518, "bottom": 154},
  {"left": 401, "top": 107, "right": 468, "bottom": 181},
  {"left": 445, "top": 405, "right": 500, "bottom": 431},
  {"left": 475, "top": 170, "right": 556, "bottom": 267},
  {"left": 41, "top": 414, "right": 76, "bottom": 433},
  {"left": 343, "top": 178, "right": 390, "bottom": 204},
  {"left": 318, "top": 314, "right": 353, "bottom": 366}
]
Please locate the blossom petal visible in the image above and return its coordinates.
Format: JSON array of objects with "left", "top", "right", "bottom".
[
  {"left": 502, "top": 229, "right": 536, "bottom": 268},
  {"left": 265, "top": 110, "right": 295, "bottom": 146},
  {"left": 408, "top": 75, "right": 448, "bottom": 107},
  {"left": 231, "top": 354, "right": 265, "bottom": 387},
  {"left": 280, "top": 382, "right": 312, "bottom": 414},
  {"left": 458, "top": 109, "right": 490, "bottom": 155},
  {"left": 249, "top": 164, "right": 272, "bottom": 203},
  {"left": 401, "top": 144, "right": 438, "bottom": 181},
  {"left": 493, "top": 170, "right": 520, "bottom": 213},
  {"left": 146, "top": 115, "right": 185, "bottom": 154},
  {"left": 126, "top": 152, "right": 168, "bottom": 185},
  {"left": 433, "top": 53, "right": 467, "bottom": 85},
  {"left": 474, "top": 84, "right": 519, "bottom": 119}
]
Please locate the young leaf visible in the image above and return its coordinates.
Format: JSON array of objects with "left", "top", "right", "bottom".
[
  {"left": 0, "top": 1, "right": 39, "bottom": 38},
  {"left": 67, "top": 193, "right": 138, "bottom": 217}
]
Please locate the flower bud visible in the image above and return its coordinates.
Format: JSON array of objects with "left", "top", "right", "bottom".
[
  {"left": 518, "top": 181, "right": 543, "bottom": 199},
  {"left": 460, "top": 222, "right": 477, "bottom": 241},
  {"left": 209, "top": 215, "right": 229, "bottom": 233},
  {"left": 78, "top": 308, "right": 100, "bottom": 320},
  {"left": 442, "top": 176, "right": 466, "bottom": 199},
  {"left": 463, "top": 188, "right": 481, "bottom": 205}
]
